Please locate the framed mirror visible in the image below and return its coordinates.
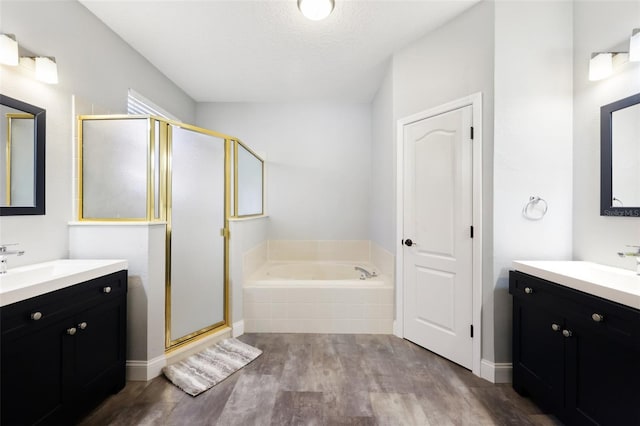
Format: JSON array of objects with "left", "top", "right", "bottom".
[
  {"left": 601, "top": 92, "right": 640, "bottom": 217},
  {"left": 0, "top": 94, "right": 46, "bottom": 215}
]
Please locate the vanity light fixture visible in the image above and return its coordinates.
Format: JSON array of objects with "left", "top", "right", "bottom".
[
  {"left": 0, "top": 34, "right": 19, "bottom": 66},
  {"left": 298, "top": 0, "right": 335, "bottom": 21},
  {"left": 630, "top": 29, "right": 640, "bottom": 62},
  {"left": 589, "top": 52, "right": 629, "bottom": 81},
  {"left": 34, "top": 56, "right": 58, "bottom": 84},
  {"left": 589, "top": 53, "right": 613, "bottom": 81}
]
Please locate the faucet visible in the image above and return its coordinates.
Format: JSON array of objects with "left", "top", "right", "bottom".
[
  {"left": 355, "top": 266, "right": 377, "bottom": 280},
  {"left": 617, "top": 245, "right": 640, "bottom": 275},
  {"left": 0, "top": 244, "right": 25, "bottom": 274}
]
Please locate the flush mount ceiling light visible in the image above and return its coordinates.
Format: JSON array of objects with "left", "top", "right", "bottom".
[
  {"left": 34, "top": 56, "right": 58, "bottom": 84},
  {"left": 0, "top": 34, "right": 19, "bottom": 66},
  {"left": 630, "top": 29, "right": 640, "bottom": 62},
  {"left": 298, "top": 0, "right": 335, "bottom": 21}
]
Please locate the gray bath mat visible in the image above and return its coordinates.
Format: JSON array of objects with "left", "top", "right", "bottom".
[{"left": 162, "top": 337, "right": 262, "bottom": 396}]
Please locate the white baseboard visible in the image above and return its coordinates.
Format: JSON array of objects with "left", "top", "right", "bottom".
[
  {"left": 232, "top": 320, "right": 245, "bottom": 337},
  {"left": 392, "top": 320, "right": 402, "bottom": 337},
  {"left": 126, "top": 355, "right": 166, "bottom": 381},
  {"left": 480, "top": 359, "right": 512, "bottom": 383}
]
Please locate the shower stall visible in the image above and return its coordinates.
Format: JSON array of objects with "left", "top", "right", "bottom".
[{"left": 78, "top": 115, "right": 263, "bottom": 351}]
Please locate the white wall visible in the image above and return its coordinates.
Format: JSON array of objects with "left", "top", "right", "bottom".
[
  {"left": 573, "top": 1, "right": 640, "bottom": 267},
  {"left": 391, "top": 1, "right": 496, "bottom": 362},
  {"left": 493, "top": 0, "right": 574, "bottom": 363},
  {"left": 0, "top": 1, "right": 195, "bottom": 266},
  {"left": 370, "top": 63, "right": 396, "bottom": 254},
  {"left": 197, "top": 102, "right": 372, "bottom": 240}
]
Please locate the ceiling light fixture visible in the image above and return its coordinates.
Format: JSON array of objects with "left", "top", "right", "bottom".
[
  {"left": 0, "top": 34, "right": 19, "bottom": 66},
  {"left": 630, "top": 29, "right": 640, "bottom": 62},
  {"left": 298, "top": 0, "right": 335, "bottom": 21},
  {"left": 34, "top": 56, "right": 58, "bottom": 84}
]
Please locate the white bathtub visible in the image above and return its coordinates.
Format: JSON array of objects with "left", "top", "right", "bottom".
[
  {"left": 249, "top": 261, "right": 384, "bottom": 285},
  {"left": 243, "top": 261, "right": 394, "bottom": 334}
]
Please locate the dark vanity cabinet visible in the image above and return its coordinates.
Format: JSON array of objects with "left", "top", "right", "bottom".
[
  {"left": 1, "top": 270, "right": 127, "bottom": 425},
  {"left": 510, "top": 271, "right": 640, "bottom": 426}
]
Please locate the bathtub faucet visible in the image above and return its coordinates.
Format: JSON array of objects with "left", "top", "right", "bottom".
[
  {"left": 0, "top": 243, "right": 25, "bottom": 274},
  {"left": 355, "top": 266, "right": 377, "bottom": 280},
  {"left": 617, "top": 245, "right": 640, "bottom": 275}
]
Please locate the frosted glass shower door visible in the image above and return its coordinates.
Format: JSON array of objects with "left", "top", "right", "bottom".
[{"left": 168, "top": 125, "right": 226, "bottom": 344}]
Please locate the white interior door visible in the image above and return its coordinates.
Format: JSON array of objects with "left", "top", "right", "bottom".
[{"left": 402, "top": 105, "right": 473, "bottom": 369}]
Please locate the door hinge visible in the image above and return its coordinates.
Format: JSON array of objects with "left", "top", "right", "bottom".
[
  {"left": 220, "top": 228, "right": 230, "bottom": 238},
  {"left": 470, "top": 225, "right": 474, "bottom": 238},
  {"left": 470, "top": 126, "right": 474, "bottom": 140},
  {"left": 470, "top": 324, "right": 474, "bottom": 338}
]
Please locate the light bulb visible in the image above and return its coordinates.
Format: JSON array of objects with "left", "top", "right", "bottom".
[{"left": 298, "top": 0, "right": 335, "bottom": 21}]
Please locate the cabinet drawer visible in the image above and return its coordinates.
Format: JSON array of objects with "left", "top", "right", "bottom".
[
  {"left": 1, "top": 271, "right": 127, "bottom": 336},
  {"left": 509, "top": 271, "right": 581, "bottom": 313},
  {"left": 568, "top": 291, "right": 640, "bottom": 346}
]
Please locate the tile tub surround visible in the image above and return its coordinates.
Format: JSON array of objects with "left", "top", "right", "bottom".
[
  {"left": 244, "top": 285, "right": 394, "bottom": 334},
  {"left": 242, "top": 241, "right": 395, "bottom": 334}
]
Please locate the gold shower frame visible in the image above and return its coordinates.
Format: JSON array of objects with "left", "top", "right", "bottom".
[{"left": 77, "top": 115, "right": 263, "bottom": 351}]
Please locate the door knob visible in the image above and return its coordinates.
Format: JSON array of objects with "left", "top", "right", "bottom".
[{"left": 404, "top": 239, "right": 415, "bottom": 247}]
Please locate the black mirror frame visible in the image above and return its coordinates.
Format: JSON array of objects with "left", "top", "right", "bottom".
[
  {"left": 0, "top": 94, "right": 46, "bottom": 216},
  {"left": 600, "top": 92, "right": 640, "bottom": 217}
]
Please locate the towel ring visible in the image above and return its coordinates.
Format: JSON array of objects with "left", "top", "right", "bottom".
[{"left": 522, "top": 196, "right": 548, "bottom": 220}]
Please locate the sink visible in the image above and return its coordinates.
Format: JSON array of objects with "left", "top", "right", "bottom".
[
  {"left": 513, "top": 260, "right": 640, "bottom": 309},
  {"left": 0, "top": 259, "right": 128, "bottom": 307}
]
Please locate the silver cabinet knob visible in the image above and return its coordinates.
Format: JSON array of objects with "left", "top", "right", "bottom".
[
  {"left": 562, "top": 329, "right": 573, "bottom": 338},
  {"left": 102, "top": 286, "right": 112, "bottom": 294},
  {"left": 524, "top": 287, "right": 534, "bottom": 294},
  {"left": 66, "top": 327, "right": 77, "bottom": 336},
  {"left": 551, "top": 323, "right": 561, "bottom": 332},
  {"left": 78, "top": 322, "right": 88, "bottom": 330},
  {"left": 30, "top": 312, "right": 43, "bottom": 321},
  {"left": 591, "top": 313, "right": 604, "bottom": 322}
]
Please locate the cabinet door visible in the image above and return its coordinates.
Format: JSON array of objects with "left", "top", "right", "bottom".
[
  {"left": 565, "top": 321, "right": 640, "bottom": 426},
  {"left": 1, "top": 317, "right": 71, "bottom": 425},
  {"left": 72, "top": 295, "right": 127, "bottom": 413},
  {"left": 512, "top": 298, "right": 565, "bottom": 413}
]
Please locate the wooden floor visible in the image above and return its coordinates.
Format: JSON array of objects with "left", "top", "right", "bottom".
[{"left": 80, "top": 334, "right": 561, "bottom": 425}]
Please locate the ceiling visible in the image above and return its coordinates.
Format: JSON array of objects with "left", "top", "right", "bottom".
[{"left": 80, "top": 0, "right": 480, "bottom": 103}]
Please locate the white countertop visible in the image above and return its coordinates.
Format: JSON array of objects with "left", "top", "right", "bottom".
[
  {"left": 0, "top": 259, "right": 128, "bottom": 307},
  {"left": 513, "top": 260, "right": 640, "bottom": 310}
]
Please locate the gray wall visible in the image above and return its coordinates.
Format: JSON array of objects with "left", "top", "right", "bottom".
[
  {"left": 573, "top": 1, "right": 640, "bottom": 267},
  {"left": 197, "top": 102, "right": 372, "bottom": 241},
  {"left": 0, "top": 0, "right": 196, "bottom": 266},
  {"left": 370, "top": 63, "right": 395, "bottom": 253},
  {"left": 493, "top": 0, "right": 574, "bottom": 363}
]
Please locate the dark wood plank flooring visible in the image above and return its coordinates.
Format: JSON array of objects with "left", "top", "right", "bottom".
[{"left": 79, "top": 334, "right": 562, "bottom": 425}]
